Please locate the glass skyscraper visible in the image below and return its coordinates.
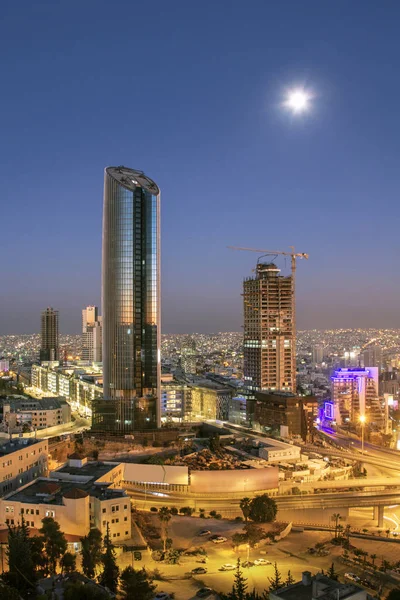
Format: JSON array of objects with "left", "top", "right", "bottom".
[{"left": 93, "top": 166, "right": 160, "bottom": 433}]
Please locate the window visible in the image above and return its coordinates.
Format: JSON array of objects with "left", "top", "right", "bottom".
[
  {"left": 111, "top": 519, "right": 115, "bottom": 524},
  {"left": 21, "top": 509, "right": 24, "bottom": 514},
  {"left": 30, "top": 509, "right": 34, "bottom": 515},
  {"left": 116, "top": 518, "right": 119, "bottom": 523},
  {"left": 31, "top": 521, "right": 34, "bottom": 527},
  {"left": 111, "top": 504, "right": 120, "bottom": 513},
  {"left": 124, "top": 516, "right": 128, "bottom": 522},
  {"left": 125, "top": 531, "right": 128, "bottom": 535},
  {"left": 45, "top": 510, "right": 55, "bottom": 518},
  {"left": 36, "top": 510, "right": 39, "bottom": 515},
  {"left": 102, "top": 521, "right": 106, "bottom": 526},
  {"left": 124, "top": 504, "right": 128, "bottom": 510},
  {"left": 5, "top": 506, "right": 14, "bottom": 514},
  {"left": 113, "top": 533, "right": 116, "bottom": 538},
  {"left": 102, "top": 508, "right": 106, "bottom": 514}
]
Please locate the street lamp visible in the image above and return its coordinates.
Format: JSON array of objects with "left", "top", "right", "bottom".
[{"left": 359, "top": 415, "right": 366, "bottom": 455}]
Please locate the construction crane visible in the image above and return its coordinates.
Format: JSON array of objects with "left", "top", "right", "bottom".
[{"left": 227, "top": 246, "right": 309, "bottom": 276}]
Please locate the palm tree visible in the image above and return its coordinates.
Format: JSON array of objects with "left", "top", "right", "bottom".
[
  {"left": 370, "top": 553, "right": 377, "bottom": 569},
  {"left": 331, "top": 513, "right": 342, "bottom": 539},
  {"left": 385, "top": 529, "right": 391, "bottom": 538},
  {"left": 240, "top": 498, "right": 251, "bottom": 523},
  {"left": 158, "top": 507, "right": 171, "bottom": 553}
]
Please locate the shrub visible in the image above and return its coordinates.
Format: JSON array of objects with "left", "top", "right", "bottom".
[
  {"left": 150, "top": 507, "right": 158, "bottom": 512},
  {"left": 170, "top": 507, "right": 178, "bottom": 515},
  {"left": 235, "top": 516, "right": 243, "bottom": 522},
  {"left": 199, "top": 513, "right": 206, "bottom": 519},
  {"left": 209, "top": 510, "right": 217, "bottom": 518},
  {"left": 215, "top": 513, "right": 222, "bottom": 519}
]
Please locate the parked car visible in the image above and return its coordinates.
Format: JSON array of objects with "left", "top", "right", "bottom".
[
  {"left": 198, "top": 529, "right": 212, "bottom": 536},
  {"left": 196, "top": 588, "right": 214, "bottom": 598},
  {"left": 212, "top": 536, "right": 227, "bottom": 544},
  {"left": 220, "top": 563, "right": 236, "bottom": 571},
  {"left": 360, "top": 579, "right": 377, "bottom": 590},
  {"left": 345, "top": 573, "right": 360, "bottom": 582},
  {"left": 254, "top": 558, "right": 271, "bottom": 566},
  {"left": 209, "top": 534, "right": 220, "bottom": 540},
  {"left": 192, "top": 567, "right": 207, "bottom": 575},
  {"left": 154, "top": 594, "right": 170, "bottom": 600},
  {"left": 242, "top": 561, "right": 255, "bottom": 568}
]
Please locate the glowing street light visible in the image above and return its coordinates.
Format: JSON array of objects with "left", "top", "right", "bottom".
[{"left": 284, "top": 88, "right": 312, "bottom": 114}]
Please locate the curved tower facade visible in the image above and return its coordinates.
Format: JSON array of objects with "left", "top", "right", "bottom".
[{"left": 94, "top": 166, "right": 160, "bottom": 433}]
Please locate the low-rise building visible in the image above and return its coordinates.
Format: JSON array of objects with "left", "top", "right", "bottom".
[
  {"left": 258, "top": 439, "right": 301, "bottom": 463},
  {"left": 1, "top": 397, "right": 71, "bottom": 431},
  {"left": 0, "top": 455, "right": 131, "bottom": 547},
  {"left": 252, "top": 392, "right": 318, "bottom": 440},
  {"left": 270, "top": 571, "right": 366, "bottom": 600},
  {"left": 0, "top": 438, "right": 48, "bottom": 497}
]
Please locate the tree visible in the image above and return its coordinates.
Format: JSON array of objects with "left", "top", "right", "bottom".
[
  {"left": 230, "top": 559, "right": 248, "bottom": 600},
  {"left": 30, "top": 535, "right": 47, "bottom": 574},
  {"left": 386, "top": 529, "right": 391, "bottom": 538},
  {"left": 269, "top": 562, "right": 283, "bottom": 591},
  {"left": 240, "top": 498, "right": 251, "bottom": 523},
  {"left": 327, "top": 562, "right": 338, "bottom": 581},
  {"left": 99, "top": 523, "right": 119, "bottom": 593},
  {"left": 40, "top": 516, "right": 67, "bottom": 573},
  {"left": 158, "top": 506, "right": 171, "bottom": 553},
  {"left": 249, "top": 495, "right": 277, "bottom": 523},
  {"left": 5, "top": 517, "right": 36, "bottom": 594},
  {"left": 244, "top": 524, "right": 265, "bottom": 547},
  {"left": 232, "top": 533, "right": 249, "bottom": 549},
  {"left": 0, "top": 581, "right": 21, "bottom": 600},
  {"left": 285, "top": 570, "right": 295, "bottom": 586},
  {"left": 331, "top": 513, "right": 342, "bottom": 539},
  {"left": 60, "top": 551, "right": 76, "bottom": 574},
  {"left": 64, "top": 581, "right": 108, "bottom": 600},
  {"left": 386, "top": 590, "right": 400, "bottom": 600},
  {"left": 81, "top": 528, "right": 103, "bottom": 579},
  {"left": 120, "top": 566, "right": 156, "bottom": 600},
  {"left": 370, "top": 553, "right": 377, "bottom": 568}
]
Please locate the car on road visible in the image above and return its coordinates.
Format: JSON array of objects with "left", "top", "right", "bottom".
[
  {"left": 254, "top": 558, "right": 271, "bottom": 566},
  {"left": 242, "top": 561, "right": 255, "bottom": 568},
  {"left": 344, "top": 573, "right": 360, "bottom": 582},
  {"left": 192, "top": 567, "right": 207, "bottom": 575},
  {"left": 360, "top": 579, "right": 377, "bottom": 590},
  {"left": 196, "top": 588, "right": 214, "bottom": 598},
  {"left": 220, "top": 563, "right": 236, "bottom": 571},
  {"left": 198, "top": 529, "right": 212, "bottom": 536},
  {"left": 212, "top": 536, "right": 227, "bottom": 544},
  {"left": 153, "top": 594, "right": 170, "bottom": 600}
]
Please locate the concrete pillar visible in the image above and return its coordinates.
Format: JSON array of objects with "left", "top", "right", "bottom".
[{"left": 374, "top": 505, "right": 384, "bottom": 528}]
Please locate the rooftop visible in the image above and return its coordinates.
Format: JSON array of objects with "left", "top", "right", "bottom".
[
  {"left": 55, "top": 460, "right": 118, "bottom": 480},
  {"left": 2, "top": 397, "right": 68, "bottom": 411},
  {"left": 6, "top": 477, "right": 127, "bottom": 505},
  {"left": 272, "top": 573, "right": 365, "bottom": 600},
  {"left": 106, "top": 166, "right": 159, "bottom": 196},
  {"left": 0, "top": 437, "right": 43, "bottom": 456}
]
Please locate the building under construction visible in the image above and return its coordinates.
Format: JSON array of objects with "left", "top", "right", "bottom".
[{"left": 243, "top": 261, "right": 296, "bottom": 394}]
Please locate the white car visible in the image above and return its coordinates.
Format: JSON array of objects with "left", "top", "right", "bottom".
[
  {"left": 254, "top": 558, "right": 271, "bottom": 566},
  {"left": 154, "top": 593, "right": 170, "bottom": 600},
  {"left": 198, "top": 529, "right": 212, "bottom": 536},
  {"left": 344, "top": 573, "right": 360, "bottom": 582},
  {"left": 220, "top": 563, "right": 236, "bottom": 571},
  {"left": 212, "top": 536, "right": 227, "bottom": 544}
]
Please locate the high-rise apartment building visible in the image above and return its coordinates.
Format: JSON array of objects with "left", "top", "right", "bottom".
[
  {"left": 243, "top": 262, "right": 295, "bottom": 394},
  {"left": 312, "top": 344, "right": 324, "bottom": 365},
  {"left": 362, "top": 345, "right": 383, "bottom": 370},
  {"left": 331, "top": 367, "right": 381, "bottom": 425},
  {"left": 181, "top": 336, "right": 197, "bottom": 375},
  {"left": 40, "top": 307, "right": 59, "bottom": 363},
  {"left": 82, "top": 306, "right": 102, "bottom": 363},
  {"left": 93, "top": 167, "right": 160, "bottom": 433}
]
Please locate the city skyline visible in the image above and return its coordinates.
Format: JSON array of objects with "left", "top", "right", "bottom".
[{"left": 2, "top": 3, "right": 400, "bottom": 334}]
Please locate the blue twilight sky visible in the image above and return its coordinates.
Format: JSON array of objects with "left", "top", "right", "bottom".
[{"left": 1, "top": 0, "right": 400, "bottom": 335}]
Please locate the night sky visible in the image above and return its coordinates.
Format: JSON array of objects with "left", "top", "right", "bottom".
[{"left": 2, "top": 1, "right": 400, "bottom": 335}]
